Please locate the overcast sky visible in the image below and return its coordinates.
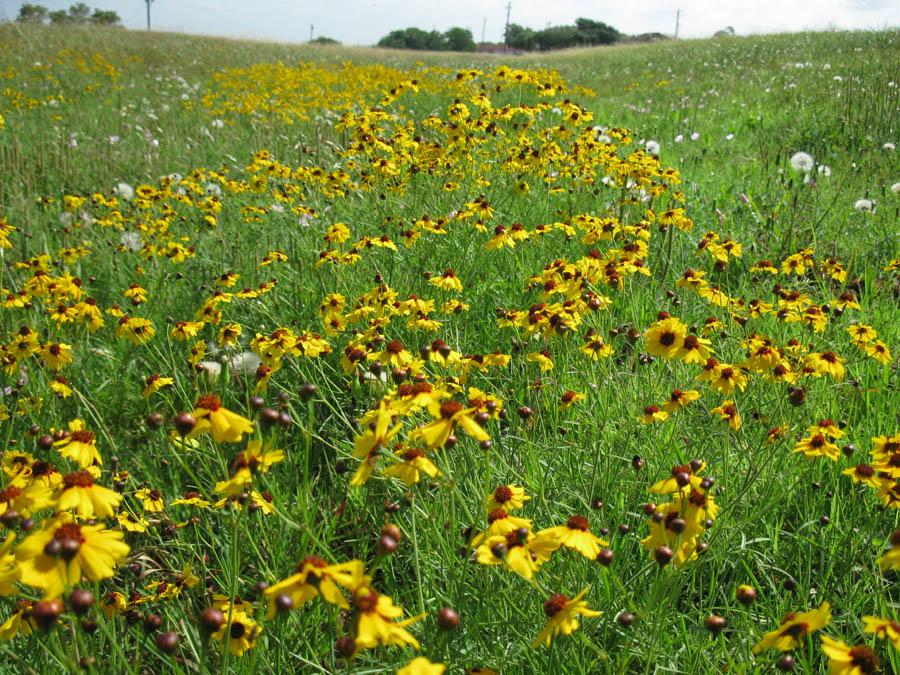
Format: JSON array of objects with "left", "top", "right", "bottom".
[{"left": 1, "top": 0, "right": 896, "bottom": 45}]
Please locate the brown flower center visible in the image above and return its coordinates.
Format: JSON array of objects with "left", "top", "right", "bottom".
[
  {"left": 671, "top": 464, "right": 691, "bottom": 477},
  {"left": 0, "top": 486, "right": 23, "bottom": 502},
  {"left": 195, "top": 394, "right": 221, "bottom": 411},
  {"left": 53, "top": 522, "right": 85, "bottom": 544},
  {"left": 849, "top": 646, "right": 878, "bottom": 673},
  {"left": 439, "top": 401, "right": 464, "bottom": 419},
  {"left": 544, "top": 594, "right": 569, "bottom": 617},
  {"left": 62, "top": 471, "right": 94, "bottom": 488},
  {"left": 855, "top": 464, "right": 875, "bottom": 478},
  {"left": 354, "top": 590, "right": 378, "bottom": 612},
  {"left": 70, "top": 430, "right": 95, "bottom": 444},
  {"left": 493, "top": 486, "right": 513, "bottom": 504},
  {"left": 566, "top": 515, "right": 590, "bottom": 531},
  {"left": 487, "top": 509, "right": 509, "bottom": 524}
]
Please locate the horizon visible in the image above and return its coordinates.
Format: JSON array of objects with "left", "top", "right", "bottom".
[{"left": 0, "top": 0, "right": 896, "bottom": 47}]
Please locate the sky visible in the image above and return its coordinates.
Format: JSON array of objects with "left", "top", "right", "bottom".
[{"left": 0, "top": 0, "right": 896, "bottom": 45}]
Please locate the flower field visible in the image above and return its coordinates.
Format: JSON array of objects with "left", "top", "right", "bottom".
[{"left": 1, "top": 23, "right": 900, "bottom": 673}]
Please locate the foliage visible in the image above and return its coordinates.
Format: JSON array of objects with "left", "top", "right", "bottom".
[
  {"left": 507, "top": 17, "right": 622, "bottom": 51},
  {"left": 90, "top": 9, "right": 121, "bottom": 26},
  {"left": 68, "top": 2, "right": 91, "bottom": 23},
  {"left": 444, "top": 27, "right": 476, "bottom": 52},
  {"left": 377, "top": 26, "right": 475, "bottom": 51},
  {"left": 48, "top": 9, "right": 70, "bottom": 24},
  {"left": 309, "top": 36, "right": 340, "bottom": 45},
  {"left": 15, "top": 3, "right": 48, "bottom": 23},
  {"left": 16, "top": 3, "right": 119, "bottom": 25}
]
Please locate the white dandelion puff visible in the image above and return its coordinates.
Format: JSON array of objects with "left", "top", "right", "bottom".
[
  {"left": 227, "top": 351, "right": 262, "bottom": 377},
  {"left": 115, "top": 182, "right": 135, "bottom": 201},
  {"left": 119, "top": 232, "right": 142, "bottom": 252},
  {"left": 197, "top": 361, "right": 222, "bottom": 385},
  {"left": 790, "top": 152, "right": 814, "bottom": 173}
]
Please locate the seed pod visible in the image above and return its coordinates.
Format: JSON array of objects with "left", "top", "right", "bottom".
[
  {"left": 144, "top": 613, "right": 162, "bottom": 633},
  {"left": 776, "top": 654, "right": 795, "bottom": 671},
  {"left": 377, "top": 535, "right": 398, "bottom": 555},
  {"left": 381, "top": 524, "right": 402, "bottom": 543},
  {"left": 736, "top": 585, "right": 757, "bottom": 607},
  {"left": 437, "top": 607, "right": 459, "bottom": 631},
  {"left": 198, "top": 608, "right": 225, "bottom": 635},
  {"left": 596, "top": 549, "right": 613, "bottom": 566},
  {"left": 273, "top": 594, "right": 294, "bottom": 614},
  {"left": 617, "top": 612, "right": 635, "bottom": 627},
  {"left": 174, "top": 413, "right": 196, "bottom": 436},
  {"left": 654, "top": 546, "right": 674, "bottom": 566},
  {"left": 156, "top": 631, "right": 180, "bottom": 654},
  {"left": 705, "top": 615, "right": 726, "bottom": 635},
  {"left": 68, "top": 589, "right": 95, "bottom": 616},
  {"left": 335, "top": 635, "right": 356, "bottom": 659},
  {"left": 33, "top": 599, "right": 64, "bottom": 630}
]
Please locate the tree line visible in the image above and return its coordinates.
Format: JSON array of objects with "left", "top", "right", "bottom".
[
  {"left": 377, "top": 26, "right": 477, "bottom": 52},
  {"left": 506, "top": 18, "right": 621, "bottom": 51},
  {"left": 377, "top": 18, "right": 621, "bottom": 52},
  {"left": 16, "top": 3, "right": 121, "bottom": 26}
]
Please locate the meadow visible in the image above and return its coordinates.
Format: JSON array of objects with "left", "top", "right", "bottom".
[{"left": 0, "top": 21, "right": 899, "bottom": 673}]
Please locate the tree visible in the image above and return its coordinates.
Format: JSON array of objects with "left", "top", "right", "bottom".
[
  {"left": 310, "top": 36, "right": 340, "bottom": 45},
  {"left": 444, "top": 27, "right": 475, "bottom": 52},
  {"left": 68, "top": 2, "right": 91, "bottom": 23},
  {"left": 534, "top": 25, "right": 578, "bottom": 51},
  {"left": 48, "top": 9, "right": 71, "bottom": 23},
  {"left": 505, "top": 23, "right": 536, "bottom": 51},
  {"left": 16, "top": 4, "right": 49, "bottom": 23},
  {"left": 574, "top": 18, "right": 620, "bottom": 46},
  {"left": 505, "top": 19, "right": 620, "bottom": 51},
  {"left": 90, "top": 9, "right": 121, "bottom": 25},
  {"left": 377, "top": 27, "right": 444, "bottom": 51}
]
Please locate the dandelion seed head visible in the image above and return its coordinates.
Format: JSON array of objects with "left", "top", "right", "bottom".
[
  {"left": 790, "top": 152, "right": 814, "bottom": 173},
  {"left": 228, "top": 352, "right": 262, "bottom": 376},
  {"left": 197, "top": 361, "right": 222, "bottom": 384}
]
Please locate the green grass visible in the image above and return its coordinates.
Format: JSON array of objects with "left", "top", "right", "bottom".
[{"left": 0, "top": 21, "right": 899, "bottom": 674}]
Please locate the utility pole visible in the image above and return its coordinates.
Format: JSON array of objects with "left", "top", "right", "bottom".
[
  {"left": 481, "top": 18, "right": 486, "bottom": 44},
  {"left": 503, "top": 1, "right": 511, "bottom": 52},
  {"left": 675, "top": 9, "right": 680, "bottom": 38},
  {"left": 310, "top": 24, "right": 314, "bottom": 41},
  {"left": 145, "top": 0, "right": 153, "bottom": 30}
]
